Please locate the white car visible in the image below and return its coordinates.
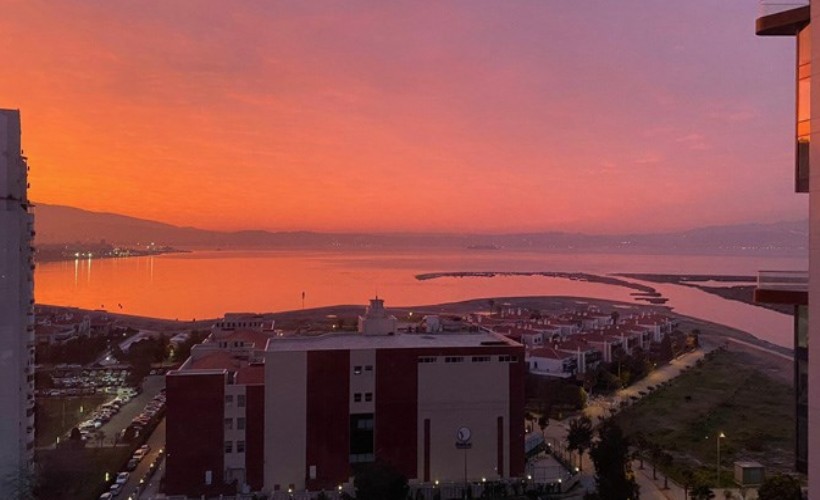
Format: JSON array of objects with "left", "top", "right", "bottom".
[
  {"left": 109, "top": 483, "right": 122, "bottom": 497},
  {"left": 115, "top": 472, "right": 129, "bottom": 484},
  {"left": 98, "top": 493, "right": 113, "bottom": 500}
]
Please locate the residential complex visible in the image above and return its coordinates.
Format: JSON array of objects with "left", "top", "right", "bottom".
[
  {"left": 166, "top": 300, "right": 525, "bottom": 497},
  {"left": 475, "top": 306, "right": 674, "bottom": 379},
  {"left": 755, "top": 3, "right": 817, "bottom": 493},
  {"left": 0, "top": 109, "right": 35, "bottom": 489}
]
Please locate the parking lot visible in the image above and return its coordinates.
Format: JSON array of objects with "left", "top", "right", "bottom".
[{"left": 63, "top": 374, "right": 165, "bottom": 447}]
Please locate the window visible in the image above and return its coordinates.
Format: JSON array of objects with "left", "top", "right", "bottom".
[
  {"left": 237, "top": 440, "right": 246, "bottom": 453},
  {"left": 237, "top": 417, "right": 246, "bottom": 430},
  {"left": 364, "top": 365, "right": 373, "bottom": 372},
  {"left": 471, "top": 356, "right": 490, "bottom": 362},
  {"left": 444, "top": 356, "right": 464, "bottom": 363},
  {"left": 237, "top": 394, "right": 246, "bottom": 407},
  {"left": 354, "top": 393, "right": 362, "bottom": 402},
  {"left": 353, "top": 365, "right": 362, "bottom": 375},
  {"left": 418, "top": 356, "right": 437, "bottom": 363},
  {"left": 225, "top": 395, "right": 234, "bottom": 406},
  {"left": 224, "top": 418, "right": 233, "bottom": 430},
  {"left": 364, "top": 392, "right": 373, "bottom": 402},
  {"left": 224, "top": 441, "right": 233, "bottom": 453}
]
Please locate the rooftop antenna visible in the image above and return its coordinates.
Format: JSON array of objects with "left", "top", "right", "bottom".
[{"left": 301, "top": 291, "right": 305, "bottom": 310}]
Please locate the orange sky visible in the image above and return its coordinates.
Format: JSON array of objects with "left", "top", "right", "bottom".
[{"left": 1, "top": 1, "right": 807, "bottom": 233}]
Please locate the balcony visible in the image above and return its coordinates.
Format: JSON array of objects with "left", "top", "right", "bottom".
[
  {"left": 757, "top": 2, "right": 809, "bottom": 35},
  {"left": 754, "top": 270, "right": 808, "bottom": 305},
  {"left": 760, "top": 1, "right": 809, "bottom": 17}
]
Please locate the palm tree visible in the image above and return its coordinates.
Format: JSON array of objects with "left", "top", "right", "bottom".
[
  {"left": 632, "top": 432, "right": 647, "bottom": 469},
  {"left": 566, "top": 415, "right": 594, "bottom": 471}
]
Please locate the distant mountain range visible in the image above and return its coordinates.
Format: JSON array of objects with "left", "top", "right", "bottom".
[{"left": 33, "top": 203, "right": 808, "bottom": 255}]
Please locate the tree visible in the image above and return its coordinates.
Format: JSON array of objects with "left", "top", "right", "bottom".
[
  {"left": 756, "top": 474, "right": 802, "bottom": 500},
  {"left": 681, "top": 469, "right": 695, "bottom": 500},
  {"left": 690, "top": 484, "right": 716, "bottom": 500},
  {"left": 632, "top": 432, "right": 647, "bottom": 470},
  {"left": 537, "top": 415, "right": 549, "bottom": 437},
  {"left": 588, "top": 420, "right": 638, "bottom": 500},
  {"left": 353, "top": 460, "right": 409, "bottom": 500},
  {"left": 648, "top": 443, "right": 663, "bottom": 480},
  {"left": 566, "top": 415, "right": 594, "bottom": 471},
  {"left": 2, "top": 465, "right": 38, "bottom": 500}
]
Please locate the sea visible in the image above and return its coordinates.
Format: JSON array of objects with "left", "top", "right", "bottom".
[{"left": 34, "top": 249, "right": 807, "bottom": 348}]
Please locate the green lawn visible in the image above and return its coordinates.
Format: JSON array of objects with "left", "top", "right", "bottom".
[
  {"left": 36, "top": 446, "right": 133, "bottom": 500},
  {"left": 613, "top": 349, "right": 794, "bottom": 487},
  {"left": 36, "top": 395, "right": 109, "bottom": 447}
]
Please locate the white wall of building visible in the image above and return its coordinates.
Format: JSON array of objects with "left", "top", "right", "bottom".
[
  {"left": 809, "top": 3, "right": 820, "bottom": 495},
  {"left": 0, "top": 109, "right": 34, "bottom": 493},
  {"left": 417, "top": 357, "right": 511, "bottom": 483},
  {"left": 264, "top": 351, "right": 308, "bottom": 491}
]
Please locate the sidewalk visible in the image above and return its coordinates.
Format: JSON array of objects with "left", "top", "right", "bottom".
[
  {"left": 584, "top": 348, "right": 709, "bottom": 422},
  {"left": 632, "top": 460, "right": 687, "bottom": 500}
]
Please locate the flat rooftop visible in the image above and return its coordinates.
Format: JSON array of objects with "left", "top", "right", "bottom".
[{"left": 265, "top": 330, "right": 521, "bottom": 352}]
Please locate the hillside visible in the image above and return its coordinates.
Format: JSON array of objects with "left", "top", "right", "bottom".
[{"left": 33, "top": 203, "right": 808, "bottom": 255}]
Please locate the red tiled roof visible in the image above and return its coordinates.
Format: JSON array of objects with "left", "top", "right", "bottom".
[
  {"left": 188, "top": 351, "right": 242, "bottom": 371},
  {"left": 217, "top": 329, "right": 273, "bottom": 348},
  {"left": 529, "top": 347, "right": 575, "bottom": 360},
  {"left": 236, "top": 365, "right": 264, "bottom": 385},
  {"left": 554, "top": 339, "right": 595, "bottom": 352}
]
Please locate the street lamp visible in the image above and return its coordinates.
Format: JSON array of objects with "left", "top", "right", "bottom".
[{"left": 716, "top": 432, "right": 726, "bottom": 485}]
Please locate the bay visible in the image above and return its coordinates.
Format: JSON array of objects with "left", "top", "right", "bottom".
[{"left": 34, "top": 249, "right": 806, "bottom": 348}]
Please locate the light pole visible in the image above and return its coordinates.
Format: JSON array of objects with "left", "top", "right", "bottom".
[{"left": 716, "top": 432, "right": 726, "bottom": 486}]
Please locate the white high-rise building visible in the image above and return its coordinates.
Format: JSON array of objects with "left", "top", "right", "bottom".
[{"left": 0, "top": 109, "right": 35, "bottom": 491}]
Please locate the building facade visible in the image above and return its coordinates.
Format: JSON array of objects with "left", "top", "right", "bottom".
[
  {"left": 756, "top": 3, "right": 817, "bottom": 495},
  {"left": 166, "top": 302, "right": 525, "bottom": 497},
  {"left": 0, "top": 109, "right": 35, "bottom": 490}
]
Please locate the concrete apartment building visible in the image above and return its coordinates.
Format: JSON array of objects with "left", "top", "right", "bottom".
[
  {"left": 0, "top": 109, "right": 35, "bottom": 490},
  {"left": 755, "top": 2, "right": 817, "bottom": 496},
  {"left": 166, "top": 299, "right": 525, "bottom": 497}
]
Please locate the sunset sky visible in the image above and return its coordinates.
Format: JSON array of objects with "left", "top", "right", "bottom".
[{"left": 1, "top": 1, "right": 806, "bottom": 233}]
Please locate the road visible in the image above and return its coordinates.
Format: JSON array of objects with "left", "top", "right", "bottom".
[
  {"left": 121, "top": 418, "right": 166, "bottom": 500},
  {"left": 98, "top": 375, "right": 165, "bottom": 445}
]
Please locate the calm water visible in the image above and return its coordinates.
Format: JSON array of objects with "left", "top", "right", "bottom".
[{"left": 35, "top": 249, "right": 806, "bottom": 347}]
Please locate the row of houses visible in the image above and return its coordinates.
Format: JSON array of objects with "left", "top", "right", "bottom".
[
  {"left": 33, "top": 307, "right": 113, "bottom": 345},
  {"left": 471, "top": 307, "right": 676, "bottom": 379}
]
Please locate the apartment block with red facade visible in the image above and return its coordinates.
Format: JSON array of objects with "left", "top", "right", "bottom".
[{"left": 165, "top": 299, "right": 525, "bottom": 497}]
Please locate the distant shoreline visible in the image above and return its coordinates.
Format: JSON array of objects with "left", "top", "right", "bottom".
[
  {"left": 37, "top": 293, "right": 792, "bottom": 359},
  {"left": 35, "top": 248, "right": 189, "bottom": 264}
]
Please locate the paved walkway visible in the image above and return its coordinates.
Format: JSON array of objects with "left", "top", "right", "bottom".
[
  {"left": 632, "top": 460, "right": 686, "bottom": 500},
  {"left": 585, "top": 348, "right": 708, "bottom": 423},
  {"left": 537, "top": 349, "right": 711, "bottom": 499}
]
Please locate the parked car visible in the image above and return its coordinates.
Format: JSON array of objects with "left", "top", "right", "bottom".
[
  {"left": 115, "top": 472, "right": 129, "bottom": 484},
  {"left": 109, "top": 483, "right": 122, "bottom": 497}
]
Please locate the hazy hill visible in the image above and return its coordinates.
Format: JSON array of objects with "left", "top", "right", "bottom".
[{"left": 33, "top": 203, "right": 808, "bottom": 255}]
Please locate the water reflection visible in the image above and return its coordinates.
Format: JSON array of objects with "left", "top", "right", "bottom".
[{"left": 36, "top": 250, "right": 803, "bottom": 348}]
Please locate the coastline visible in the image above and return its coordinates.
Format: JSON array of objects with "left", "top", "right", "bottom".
[{"left": 38, "top": 293, "right": 793, "bottom": 364}]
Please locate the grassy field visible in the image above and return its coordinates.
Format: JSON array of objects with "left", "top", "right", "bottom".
[
  {"left": 613, "top": 349, "right": 795, "bottom": 487},
  {"left": 36, "top": 395, "right": 109, "bottom": 447},
  {"left": 36, "top": 446, "right": 133, "bottom": 500}
]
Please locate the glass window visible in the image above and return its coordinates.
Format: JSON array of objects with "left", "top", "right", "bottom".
[
  {"left": 354, "top": 366, "right": 362, "bottom": 375},
  {"left": 224, "top": 441, "right": 233, "bottom": 453},
  {"left": 237, "top": 417, "right": 246, "bottom": 430},
  {"left": 237, "top": 440, "right": 246, "bottom": 453},
  {"left": 237, "top": 394, "right": 246, "bottom": 407},
  {"left": 354, "top": 393, "right": 362, "bottom": 402},
  {"left": 364, "top": 392, "right": 373, "bottom": 402},
  {"left": 225, "top": 418, "right": 233, "bottom": 430},
  {"left": 225, "top": 395, "right": 233, "bottom": 406}
]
